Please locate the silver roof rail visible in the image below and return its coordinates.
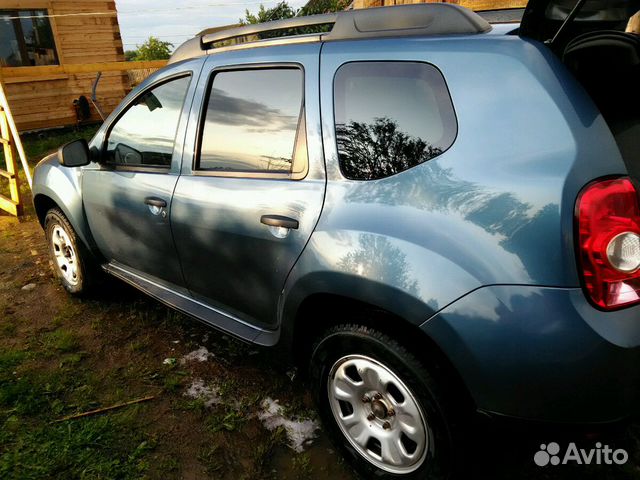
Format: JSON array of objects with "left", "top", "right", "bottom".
[
  {"left": 169, "top": 4, "right": 491, "bottom": 64},
  {"left": 201, "top": 13, "right": 338, "bottom": 46}
]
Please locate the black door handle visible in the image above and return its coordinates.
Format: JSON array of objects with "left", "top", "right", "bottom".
[
  {"left": 260, "top": 214, "right": 299, "bottom": 230},
  {"left": 144, "top": 197, "right": 167, "bottom": 208}
]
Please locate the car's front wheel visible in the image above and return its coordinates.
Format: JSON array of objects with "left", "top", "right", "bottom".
[
  {"left": 310, "top": 324, "right": 456, "bottom": 479},
  {"left": 44, "top": 208, "right": 97, "bottom": 295}
]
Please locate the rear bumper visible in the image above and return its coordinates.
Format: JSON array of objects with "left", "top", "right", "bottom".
[{"left": 421, "top": 285, "right": 640, "bottom": 424}]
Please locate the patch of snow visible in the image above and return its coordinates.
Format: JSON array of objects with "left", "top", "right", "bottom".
[
  {"left": 184, "top": 378, "right": 221, "bottom": 407},
  {"left": 180, "top": 346, "right": 213, "bottom": 364},
  {"left": 21, "top": 283, "right": 36, "bottom": 291},
  {"left": 162, "top": 357, "right": 177, "bottom": 366},
  {"left": 258, "top": 397, "right": 319, "bottom": 453}
]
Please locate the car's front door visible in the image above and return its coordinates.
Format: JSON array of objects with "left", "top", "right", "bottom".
[
  {"left": 83, "top": 63, "right": 199, "bottom": 288},
  {"left": 171, "top": 45, "right": 325, "bottom": 330}
]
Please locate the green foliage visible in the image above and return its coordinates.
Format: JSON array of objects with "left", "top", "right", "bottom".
[
  {"left": 124, "top": 50, "right": 138, "bottom": 61},
  {"left": 240, "top": 0, "right": 349, "bottom": 25},
  {"left": 298, "top": 0, "right": 352, "bottom": 16},
  {"left": 127, "top": 36, "right": 173, "bottom": 61},
  {"left": 241, "top": 1, "right": 296, "bottom": 24},
  {"left": 336, "top": 117, "right": 443, "bottom": 180}
]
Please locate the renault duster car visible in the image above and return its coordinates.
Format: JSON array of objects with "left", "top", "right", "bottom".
[{"left": 33, "top": 1, "right": 640, "bottom": 477}]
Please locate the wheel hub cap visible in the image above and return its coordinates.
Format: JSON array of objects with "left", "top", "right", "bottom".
[
  {"left": 371, "top": 400, "right": 388, "bottom": 419},
  {"left": 327, "top": 354, "right": 429, "bottom": 474}
]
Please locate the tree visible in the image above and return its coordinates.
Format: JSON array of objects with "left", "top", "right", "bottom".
[
  {"left": 336, "top": 117, "right": 443, "bottom": 180},
  {"left": 240, "top": 0, "right": 349, "bottom": 26},
  {"left": 298, "top": 0, "right": 351, "bottom": 16},
  {"left": 126, "top": 36, "right": 173, "bottom": 61},
  {"left": 241, "top": 1, "right": 296, "bottom": 24}
]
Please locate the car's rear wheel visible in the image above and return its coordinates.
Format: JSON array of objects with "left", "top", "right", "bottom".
[
  {"left": 310, "top": 324, "right": 455, "bottom": 479},
  {"left": 45, "top": 208, "right": 97, "bottom": 295}
]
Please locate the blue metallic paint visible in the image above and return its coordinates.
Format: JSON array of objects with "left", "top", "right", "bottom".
[
  {"left": 421, "top": 285, "right": 640, "bottom": 423},
  {"left": 33, "top": 154, "right": 95, "bottom": 251},
  {"left": 281, "top": 35, "right": 628, "bottom": 330}
]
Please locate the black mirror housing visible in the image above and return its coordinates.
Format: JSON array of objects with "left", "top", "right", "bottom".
[{"left": 58, "top": 139, "right": 91, "bottom": 168}]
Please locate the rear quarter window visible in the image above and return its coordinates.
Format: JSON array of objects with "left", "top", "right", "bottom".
[{"left": 334, "top": 61, "right": 456, "bottom": 181}]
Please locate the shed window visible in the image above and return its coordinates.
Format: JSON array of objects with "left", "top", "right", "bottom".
[{"left": 0, "top": 10, "right": 59, "bottom": 67}]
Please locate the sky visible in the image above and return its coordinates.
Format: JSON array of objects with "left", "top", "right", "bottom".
[{"left": 115, "top": 0, "right": 309, "bottom": 53}]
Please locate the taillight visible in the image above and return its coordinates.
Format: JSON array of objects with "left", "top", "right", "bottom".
[{"left": 577, "top": 177, "right": 640, "bottom": 310}]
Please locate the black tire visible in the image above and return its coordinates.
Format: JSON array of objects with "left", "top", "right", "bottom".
[
  {"left": 44, "top": 208, "right": 98, "bottom": 295},
  {"left": 310, "top": 324, "right": 456, "bottom": 479}
]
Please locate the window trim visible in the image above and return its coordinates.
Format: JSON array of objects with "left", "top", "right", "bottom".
[
  {"left": 0, "top": 9, "right": 60, "bottom": 67},
  {"left": 332, "top": 60, "right": 458, "bottom": 181},
  {"left": 194, "top": 62, "right": 309, "bottom": 181},
  {"left": 100, "top": 72, "right": 193, "bottom": 172}
]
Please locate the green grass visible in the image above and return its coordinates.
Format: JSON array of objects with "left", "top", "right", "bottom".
[
  {"left": 0, "top": 348, "right": 27, "bottom": 371},
  {"left": 162, "top": 372, "right": 186, "bottom": 393},
  {"left": 0, "top": 328, "right": 155, "bottom": 480},
  {"left": 207, "top": 409, "right": 245, "bottom": 433},
  {"left": 0, "top": 413, "right": 153, "bottom": 480},
  {"left": 0, "top": 321, "right": 17, "bottom": 337},
  {"left": 197, "top": 443, "right": 224, "bottom": 476},
  {"left": 292, "top": 452, "right": 314, "bottom": 478},
  {"left": 0, "top": 359, "right": 155, "bottom": 479},
  {"left": 41, "top": 329, "right": 81, "bottom": 353}
]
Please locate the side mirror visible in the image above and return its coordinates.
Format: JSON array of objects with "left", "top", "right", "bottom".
[{"left": 58, "top": 139, "right": 91, "bottom": 167}]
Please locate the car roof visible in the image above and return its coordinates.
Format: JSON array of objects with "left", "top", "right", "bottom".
[{"left": 169, "top": 3, "right": 491, "bottom": 64}]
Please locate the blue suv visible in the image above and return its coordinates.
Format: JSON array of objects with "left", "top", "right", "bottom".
[{"left": 32, "top": 1, "right": 640, "bottom": 477}]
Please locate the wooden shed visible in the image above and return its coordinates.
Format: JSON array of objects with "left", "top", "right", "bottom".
[{"left": 0, "top": 1, "right": 165, "bottom": 131}]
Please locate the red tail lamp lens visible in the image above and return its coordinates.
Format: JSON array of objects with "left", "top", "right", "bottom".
[{"left": 577, "top": 178, "right": 640, "bottom": 310}]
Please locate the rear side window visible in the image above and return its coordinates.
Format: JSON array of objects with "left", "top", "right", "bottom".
[
  {"left": 198, "top": 67, "right": 307, "bottom": 177},
  {"left": 334, "top": 62, "right": 456, "bottom": 181}
]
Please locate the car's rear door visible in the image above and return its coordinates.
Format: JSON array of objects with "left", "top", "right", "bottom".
[
  {"left": 171, "top": 44, "right": 325, "bottom": 330},
  {"left": 83, "top": 59, "right": 202, "bottom": 289}
]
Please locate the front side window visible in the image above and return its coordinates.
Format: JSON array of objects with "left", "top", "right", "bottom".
[
  {"left": 105, "top": 75, "right": 191, "bottom": 168},
  {"left": 334, "top": 62, "right": 457, "bottom": 181},
  {"left": 0, "top": 10, "right": 58, "bottom": 67},
  {"left": 198, "top": 68, "right": 307, "bottom": 176}
]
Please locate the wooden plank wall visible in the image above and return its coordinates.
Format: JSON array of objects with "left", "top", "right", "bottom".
[
  {"left": 0, "top": 0, "right": 131, "bottom": 131},
  {"left": 352, "top": 0, "right": 527, "bottom": 10}
]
